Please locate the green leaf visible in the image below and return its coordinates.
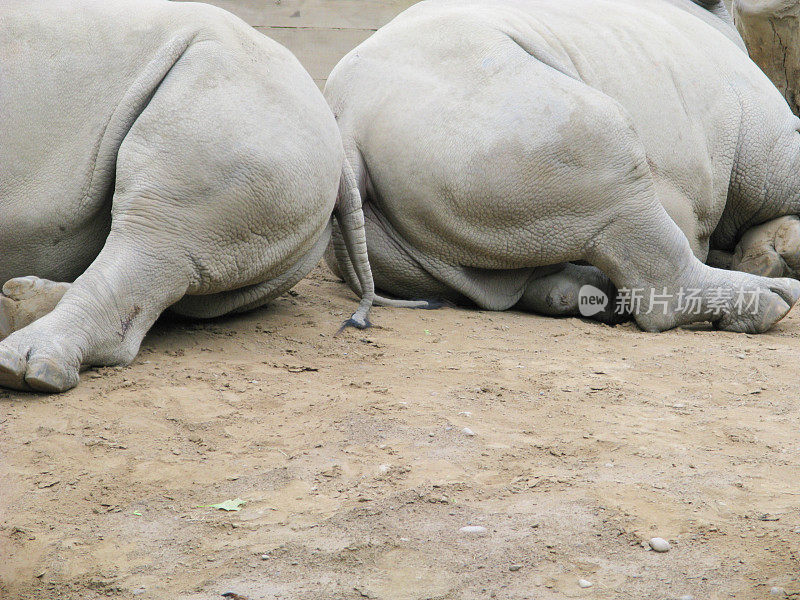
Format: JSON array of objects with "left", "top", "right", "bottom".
[
  {"left": 207, "top": 498, "right": 246, "bottom": 512},
  {"left": 132, "top": 511, "right": 142, "bottom": 516}
]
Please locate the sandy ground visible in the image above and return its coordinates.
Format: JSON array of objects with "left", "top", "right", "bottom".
[
  {"left": 2, "top": 264, "right": 800, "bottom": 600},
  {"left": 3, "top": 1, "right": 800, "bottom": 599}
]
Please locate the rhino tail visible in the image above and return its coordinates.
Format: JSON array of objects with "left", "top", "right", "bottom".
[
  {"left": 332, "top": 155, "right": 377, "bottom": 330},
  {"left": 332, "top": 154, "right": 441, "bottom": 332}
]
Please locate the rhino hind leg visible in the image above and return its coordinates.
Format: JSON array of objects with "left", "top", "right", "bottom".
[
  {"left": 0, "top": 277, "right": 71, "bottom": 340},
  {"left": 585, "top": 193, "right": 800, "bottom": 333},
  {"left": 0, "top": 224, "right": 195, "bottom": 392},
  {"left": 0, "top": 37, "right": 339, "bottom": 392}
]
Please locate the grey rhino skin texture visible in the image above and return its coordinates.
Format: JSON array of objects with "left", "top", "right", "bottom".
[
  {"left": 324, "top": 0, "right": 800, "bottom": 332},
  {"left": 0, "top": 0, "right": 378, "bottom": 393}
]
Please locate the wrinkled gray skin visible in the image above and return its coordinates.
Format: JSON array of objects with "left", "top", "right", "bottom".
[
  {"left": 324, "top": 0, "right": 800, "bottom": 332},
  {"left": 0, "top": 0, "right": 380, "bottom": 393}
]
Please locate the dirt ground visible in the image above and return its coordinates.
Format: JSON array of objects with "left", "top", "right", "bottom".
[
  {"left": 2, "top": 264, "right": 800, "bottom": 600},
  {"left": 3, "top": 0, "right": 800, "bottom": 599}
]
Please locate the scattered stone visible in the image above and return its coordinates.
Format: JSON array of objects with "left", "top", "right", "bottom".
[
  {"left": 462, "top": 427, "right": 475, "bottom": 436},
  {"left": 578, "top": 579, "right": 593, "bottom": 588},
  {"left": 649, "top": 537, "right": 671, "bottom": 553},
  {"left": 509, "top": 564, "right": 522, "bottom": 571},
  {"left": 770, "top": 587, "right": 784, "bottom": 596},
  {"left": 459, "top": 525, "right": 488, "bottom": 535},
  {"left": 260, "top": 554, "right": 270, "bottom": 560}
]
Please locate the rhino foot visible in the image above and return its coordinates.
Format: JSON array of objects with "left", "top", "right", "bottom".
[
  {"left": 633, "top": 267, "right": 800, "bottom": 333},
  {"left": 0, "top": 333, "right": 80, "bottom": 393},
  {"left": 0, "top": 276, "right": 71, "bottom": 340},
  {"left": 517, "top": 263, "right": 631, "bottom": 325}
]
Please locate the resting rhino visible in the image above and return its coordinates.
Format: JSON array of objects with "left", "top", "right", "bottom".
[
  {"left": 0, "top": 0, "right": 380, "bottom": 392},
  {"left": 324, "top": 0, "right": 800, "bottom": 332}
]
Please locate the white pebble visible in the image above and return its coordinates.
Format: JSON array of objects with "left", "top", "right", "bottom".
[
  {"left": 578, "top": 579, "right": 593, "bottom": 588},
  {"left": 459, "top": 411, "right": 472, "bottom": 417},
  {"left": 260, "top": 554, "right": 269, "bottom": 560},
  {"left": 378, "top": 464, "right": 391, "bottom": 473},
  {"left": 462, "top": 427, "right": 475, "bottom": 436},
  {"left": 649, "top": 537, "right": 671, "bottom": 552},
  {"left": 459, "top": 525, "right": 487, "bottom": 535},
  {"left": 678, "top": 595, "right": 694, "bottom": 600},
  {"left": 771, "top": 587, "right": 784, "bottom": 595}
]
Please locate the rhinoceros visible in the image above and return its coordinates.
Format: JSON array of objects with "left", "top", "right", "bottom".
[
  {"left": 324, "top": 0, "right": 800, "bottom": 332},
  {"left": 0, "top": 0, "right": 382, "bottom": 392}
]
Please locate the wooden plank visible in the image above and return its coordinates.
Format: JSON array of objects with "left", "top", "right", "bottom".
[
  {"left": 256, "top": 26, "right": 374, "bottom": 81},
  {"left": 175, "top": 0, "right": 423, "bottom": 83},
  {"left": 185, "top": 0, "right": 420, "bottom": 30}
]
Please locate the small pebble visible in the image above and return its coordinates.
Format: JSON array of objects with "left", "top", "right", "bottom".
[
  {"left": 462, "top": 427, "right": 475, "bottom": 436},
  {"left": 459, "top": 525, "right": 488, "bottom": 535},
  {"left": 509, "top": 564, "right": 522, "bottom": 572},
  {"left": 649, "top": 537, "right": 671, "bottom": 552},
  {"left": 578, "top": 579, "right": 593, "bottom": 588},
  {"left": 260, "top": 554, "right": 270, "bottom": 560},
  {"left": 793, "top": 527, "right": 800, "bottom": 534},
  {"left": 678, "top": 595, "right": 694, "bottom": 600},
  {"left": 771, "top": 587, "right": 784, "bottom": 596}
]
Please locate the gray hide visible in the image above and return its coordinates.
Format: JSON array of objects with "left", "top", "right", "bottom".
[
  {"left": 0, "top": 0, "right": 378, "bottom": 392},
  {"left": 324, "top": 0, "right": 800, "bottom": 333}
]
